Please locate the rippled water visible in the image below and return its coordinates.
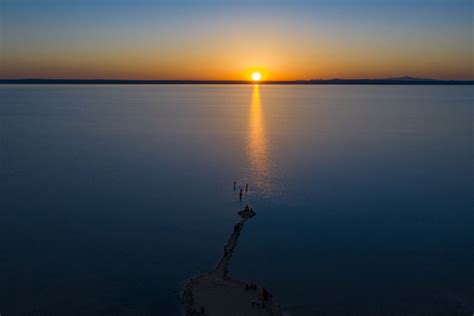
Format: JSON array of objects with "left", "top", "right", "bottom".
[{"left": 0, "top": 85, "right": 472, "bottom": 315}]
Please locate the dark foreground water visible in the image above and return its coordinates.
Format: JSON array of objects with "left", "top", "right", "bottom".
[{"left": 0, "top": 85, "right": 472, "bottom": 315}]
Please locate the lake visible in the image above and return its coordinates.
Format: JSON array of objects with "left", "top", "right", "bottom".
[{"left": 0, "top": 85, "right": 472, "bottom": 315}]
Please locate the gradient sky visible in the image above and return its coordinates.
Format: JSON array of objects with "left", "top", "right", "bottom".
[{"left": 1, "top": 0, "right": 472, "bottom": 80}]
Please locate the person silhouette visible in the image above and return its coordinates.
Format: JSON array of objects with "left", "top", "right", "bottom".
[
  {"left": 233, "top": 180, "right": 236, "bottom": 191},
  {"left": 245, "top": 183, "right": 248, "bottom": 192},
  {"left": 239, "top": 189, "right": 243, "bottom": 201}
]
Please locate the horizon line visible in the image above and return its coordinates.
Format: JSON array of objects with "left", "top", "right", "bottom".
[{"left": 1, "top": 78, "right": 473, "bottom": 85}]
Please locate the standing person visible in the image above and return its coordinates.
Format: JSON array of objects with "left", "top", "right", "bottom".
[
  {"left": 245, "top": 183, "right": 248, "bottom": 193},
  {"left": 239, "top": 188, "right": 243, "bottom": 201},
  {"left": 233, "top": 180, "right": 236, "bottom": 191}
]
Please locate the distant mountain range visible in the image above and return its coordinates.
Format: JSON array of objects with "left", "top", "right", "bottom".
[
  {"left": 0, "top": 77, "right": 472, "bottom": 85},
  {"left": 305, "top": 76, "right": 471, "bottom": 84},
  {"left": 385, "top": 76, "right": 435, "bottom": 81}
]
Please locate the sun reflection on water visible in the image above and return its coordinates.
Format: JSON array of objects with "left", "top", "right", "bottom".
[{"left": 247, "top": 84, "right": 273, "bottom": 196}]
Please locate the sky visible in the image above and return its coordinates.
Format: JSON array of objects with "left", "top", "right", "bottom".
[{"left": 0, "top": 0, "right": 472, "bottom": 80}]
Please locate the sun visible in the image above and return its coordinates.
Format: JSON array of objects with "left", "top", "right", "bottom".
[{"left": 251, "top": 72, "right": 262, "bottom": 82}]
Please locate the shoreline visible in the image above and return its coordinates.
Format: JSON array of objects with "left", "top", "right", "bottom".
[
  {"left": 181, "top": 207, "right": 283, "bottom": 316},
  {"left": 182, "top": 273, "right": 283, "bottom": 316}
]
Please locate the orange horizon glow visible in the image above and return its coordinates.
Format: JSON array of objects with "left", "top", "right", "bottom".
[
  {"left": 1, "top": 2, "right": 472, "bottom": 81},
  {"left": 3, "top": 53, "right": 472, "bottom": 81}
]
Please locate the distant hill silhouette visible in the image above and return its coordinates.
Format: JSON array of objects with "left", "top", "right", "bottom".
[
  {"left": 0, "top": 77, "right": 472, "bottom": 85},
  {"left": 306, "top": 76, "right": 471, "bottom": 85},
  {"left": 386, "top": 76, "right": 434, "bottom": 81}
]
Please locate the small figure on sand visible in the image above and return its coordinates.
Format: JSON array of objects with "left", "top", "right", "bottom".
[
  {"left": 239, "top": 188, "right": 243, "bottom": 201},
  {"left": 233, "top": 180, "right": 236, "bottom": 191},
  {"left": 245, "top": 183, "right": 248, "bottom": 193},
  {"left": 262, "top": 287, "right": 269, "bottom": 302}
]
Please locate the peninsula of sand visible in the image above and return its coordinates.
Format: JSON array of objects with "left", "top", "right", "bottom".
[{"left": 181, "top": 206, "right": 283, "bottom": 316}]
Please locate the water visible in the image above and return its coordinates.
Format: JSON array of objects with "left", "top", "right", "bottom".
[{"left": 0, "top": 85, "right": 472, "bottom": 315}]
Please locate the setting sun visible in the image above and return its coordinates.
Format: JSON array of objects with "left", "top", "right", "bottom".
[{"left": 251, "top": 72, "right": 262, "bottom": 81}]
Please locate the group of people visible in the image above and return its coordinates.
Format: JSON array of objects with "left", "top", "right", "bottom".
[
  {"left": 249, "top": 286, "right": 273, "bottom": 310},
  {"left": 243, "top": 204, "right": 254, "bottom": 213},
  {"left": 245, "top": 283, "right": 257, "bottom": 290},
  {"left": 234, "top": 181, "right": 249, "bottom": 201},
  {"left": 245, "top": 283, "right": 273, "bottom": 299}
]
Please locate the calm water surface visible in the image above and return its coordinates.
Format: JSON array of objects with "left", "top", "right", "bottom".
[{"left": 0, "top": 85, "right": 472, "bottom": 315}]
